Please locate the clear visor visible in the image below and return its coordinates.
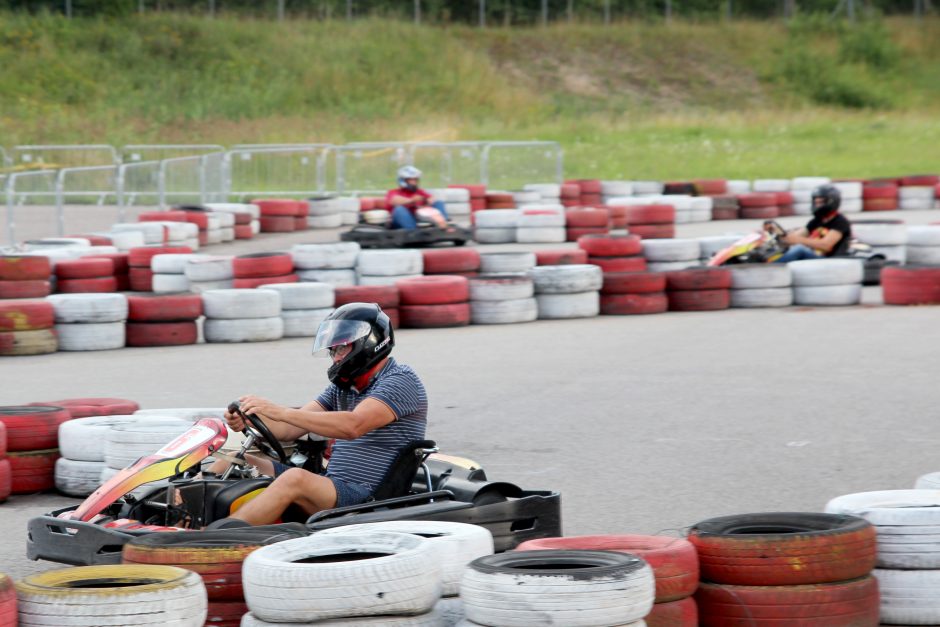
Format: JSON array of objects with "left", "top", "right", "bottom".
[{"left": 312, "top": 320, "right": 371, "bottom": 357}]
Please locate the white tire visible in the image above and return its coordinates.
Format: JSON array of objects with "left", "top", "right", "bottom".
[
  {"left": 243, "top": 531, "right": 442, "bottom": 623},
  {"left": 15, "top": 565, "right": 207, "bottom": 627},
  {"left": 111, "top": 222, "right": 165, "bottom": 244},
  {"left": 512, "top": 191, "right": 541, "bottom": 204},
  {"left": 600, "top": 181, "right": 633, "bottom": 197},
  {"left": 341, "top": 211, "right": 360, "bottom": 225},
  {"left": 309, "top": 213, "right": 343, "bottom": 229},
  {"left": 852, "top": 221, "right": 907, "bottom": 246},
  {"left": 206, "top": 229, "right": 223, "bottom": 245},
  {"left": 901, "top": 198, "right": 934, "bottom": 211},
  {"left": 840, "top": 198, "right": 863, "bottom": 213},
  {"left": 647, "top": 260, "right": 699, "bottom": 272},
  {"left": 729, "top": 264, "right": 793, "bottom": 289},
  {"left": 446, "top": 202, "right": 471, "bottom": 217},
  {"left": 107, "top": 230, "right": 146, "bottom": 250},
  {"left": 471, "top": 298, "right": 538, "bottom": 325},
  {"left": 791, "top": 176, "right": 831, "bottom": 190},
  {"left": 907, "top": 226, "right": 940, "bottom": 247},
  {"left": 133, "top": 408, "right": 223, "bottom": 421},
  {"left": 730, "top": 287, "right": 793, "bottom": 308},
  {"left": 307, "top": 198, "right": 342, "bottom": 217},
  {"left": 726, "top": 179, "right": 751, "bottom": 193},
  {"left": 434, "top": 188, "right": 470, "bottom": 203},
  {"left": 258, "top": 283, "right": 334, "bottom": 310},
  {"left": 152, "top": 273, "right": 190, "bottom": 293},
  {"left": 56, "top": 322, "right": 125, "bottom": 351},
  {"left": 833, "top": 181, "right": 863, "bottom": 199},
  {"left": 529, "top": 264, "right": 602, "bottom": 294},
  {"left": 58, "top": 415, "right": 145, "bottom": 462},
  {"left": 523, "top": 183, "right": 562, "bottom": 198},
  {"left": 469, "top": 275, "right": 534, "bottom": 301},
  {"left": 241, "top": 606, "right": 446, "bottom": 626},
  {"left": 357, "top": 250, "right": 423, "bottom": 276},
  {"left": 189, "top": 279, "right": 234, "bottom": 293},
  {"left": 220, "top": 227, "right": 235, "bottom": 242},
  {"left": 55, "top": 458, "right": 106, "bottom": 497},
  {"left": 517, "top": 211, "right": 565, "bottom": 228},
  {"left": 689, "top": 208, "right": 712, "bottom": 222},
  {"left": 915, "top": 473, "right": 940, "bottom": 489},
  {"left": 536, "top": 291, "right": 599, "bottom": 319},
  {"left": 184, "top": 237, "right": 200, "bottom": 251},
  {"left": 515, "top": 227, "right": 565, "bottom": 243},
  {"left": 789, "top": 258, "right": 864, "bottom": 286},
  {"left": 640, "top": 239, "right": 701, "bottom": 262},
  {"left": 211, "top": 211, "right": 235, "bottom": 227},
  {"left": 474, "top": 210, "right": 519, "bottom": 228},
  {"left": 633, "top": 181, "right": 664, "bottom": 195},
  {"left": 473, "top": 228, "right": 516, "bottom": 244},
  {"left": 794, "top": 202, "right": 813, "bottom": 216},
  {"left": 753, "top": 179, "right": 790, "bottom": 192},
  {"left": 282, "top": 308, "right": 334, "bottom": 337},
  {"left": 298, "top": 269, "right": 357, "bottom": 287},
  {"left": 907, "top": 246, "right": 940, "bottom": 265},
  {"left": 871, "top": 245, "right": 906, "bottom": 264},
  {"left": 673, "top": 210, "right": 694, "bottom": 225},
  {"left": 875, "top": 568, "right": 940, "bottom": 625},
  {"left": 792, "top": 284, "right": 861, "bottom": 306},
  {"left": 104, "top": 420, "right": 194, "bottom": 469},
  {"left": 204, "top": 317, "right": 284, "bottom": 343},
  {"left": 358, "top": 274, "right": 422, "bottom": 287},
  {"left": 47, "top": 293, "right": 128, "bottom": 323},
  {"left": 791, "top": 189, "right": 813, "bottom": 203},
  {"left": 151, "top": 254, "right": 206, "bottom": 274},
  {"left": 202, "top": 289, "right": 281, "bottom": 319},
  {"left": 205, "top": 203, "right": 260, "bottom": 219},
  {"left": 318, "top": 521, "right": 494, "bottom": 597},
  {"left": 251, "top": 220, "right": 260, "bottom": 235},
  {"left": 899, "top": 186, "right": 935, "bottom": 200},
  {"left": 184, "top": 256, "right": 234, "bottom": 281},
  {"left": 479, "top": 252, "right": 536, "bottom": 274}
]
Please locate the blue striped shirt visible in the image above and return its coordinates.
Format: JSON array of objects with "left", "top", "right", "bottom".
[{"left": 317, "top": 357, "right": 427, "bottom": 490}]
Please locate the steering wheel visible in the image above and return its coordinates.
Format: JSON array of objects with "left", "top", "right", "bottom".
[
  {"left": 763, "top": 220, "right": 787, "bottom": 238},
  {"left": 227, "top": 401, "right": 288, "bottom": 464}
]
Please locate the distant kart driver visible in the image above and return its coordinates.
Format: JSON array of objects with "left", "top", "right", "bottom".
[
  {"left": 769, "top": 184, "right": 852, "bottom": 263},
  {"left": 386, "top": 165, "right": 452, "bottom": 230}
]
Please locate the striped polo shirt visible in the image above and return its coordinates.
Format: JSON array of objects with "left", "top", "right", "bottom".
[{"left": 316, "top": 357, "right": 428, "bottom": 491}]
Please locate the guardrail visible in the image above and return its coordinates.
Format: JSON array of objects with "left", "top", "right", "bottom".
[
  {"left": 12, "top": 145, "right": 120, "bottom": 169},
  {"left": 56, "top": 165, "right": 119, "bottom": 236},
  {"left": 4, "top": 169, "right": 58, "bottom": 245},
  {"left": 121, "top": 144, "right": 226, "bottom": 163},
  {"left": 409, "top": 141, "right": 487, "bottom": 189},
  {"left": 481, "top": 141, "right": 564, "bottom": 189},
  {"left": 224, "top": 145, "right": 332, "bottom": 200}
]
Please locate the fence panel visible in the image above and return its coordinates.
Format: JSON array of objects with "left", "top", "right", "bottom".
[
  {"left": 409, "top": 142, "right": 486, "bottom": 188},
  {"left": 12, "top": 145, "right": 119, "bottom": 169},
  {"left": 481, "top": 141, "right": 564, "bottom": 190},
  {"left": 121, "top": 144, "right": 226, "bottom": 163},
  {"left": 4, "top": 170, "right": 59, "bottom": 246},
  {"left": 57, "top": 166, "right": 120, "bottom": 237},
  {"left": 336, "top": 143, "right": 410, "bottom": 194},
  {"left": 225, "top": 145, "right": 331, "bottom": 200},
  {"left": 159, "top": 153, "right": 226, "bottom": 208},
  {"left": 118, "top": 160, "right": 161, "bottom": 221},
  {"left": 0, "top": 147, "right": 10, "bottom": 168}
]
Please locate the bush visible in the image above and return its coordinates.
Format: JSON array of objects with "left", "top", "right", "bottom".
[
  {"left": 838, "top": 20, "right": 900, "bottom": 69},
  {"left": 773, "top": 47, "right": 894, "bottom": 109}
]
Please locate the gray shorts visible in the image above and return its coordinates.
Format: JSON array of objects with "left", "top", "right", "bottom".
[{"left": 271, "top": 461, "right": 372, "bottom": 508}]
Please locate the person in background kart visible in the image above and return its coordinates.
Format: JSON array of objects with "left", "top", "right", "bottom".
[
  {"left": 386, "top": 165, "right": 452, "bottom": 230},
  {"left": 768, "top": 184, "right": 852, "bottom": 263},
  {"left": 210, "top": 302, "right": 428, "bottom": 526}
]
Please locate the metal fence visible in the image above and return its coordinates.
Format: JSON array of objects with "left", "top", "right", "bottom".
[
  {"left": 224, "top": 145, "right": 332, "bottom": 200},
  {"left": 11, "top": 145, "right": 119, "bottom": 169},
  {"left": 481, "top": 141, "right": 564, "bottom": 189},
  {"left": 336, "top": 143, "right": 411, "bottom": 194},
  {"left": 121, "top": 144, "right": 226, "bottom": 163},
  {"left": 409, "top": 142, "right": 487, "bottom": 190},
  {"left": 117, "top": 160, "right": 161, "bottom": 218},
  {"left": 56, "top": 165, "right": 119, "bottom": 236},
  {"left": 4, "top": 170, "right": 59, "bottom": 245},
  {"left": 0, "top": 147, "right": 10, "bottom": 168}
]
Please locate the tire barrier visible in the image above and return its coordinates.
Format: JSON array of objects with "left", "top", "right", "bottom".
[
  {"left": 665, "top": 268, "right": 732, "bottom": 312},
  {"left": 357, "top": 250, "right": 423, "bottom": 287},
  {"left": 469, "top": 275, "right": 537, "bottom": 325},
  {"left": 516, "top": 205, "right": 566, "bottom": 244},
  {"left": 530, "top": 265, "right": 602, "bottom": 319},
  {"left": 600, "top": 272, "right": 667, "bottom": 315},
  {"left": 151, "top": 253, "right": 205, "bottom": 294},
  {"left": 259, "top": 282, "right": 334, "bottom": 338},
  {"left": 334, "top": 284, "right": 400, "bottom": 328},
  {"left": 54, "top": 258, "right": 117, "bottom": 294},
  {"left": 126, "top": 293, "right": 203, "bottom": 347},
  {"left": 474, "top": 209, "right": 518, "bottom": 244},
  {"left": 534, "top": 249, "right": 588, "bottom": 266},
  {"left": 104, "top": 420, "right": 193, "bottom": 471},
  {"left": 906, "top": 225, "right": 940, "bottom": 265},
  {"left": 790, "top": 258, "right": 864, "bottom": 306},
  {"left": 421, "top": 248, "right": 481, "bottom": 275},
  {"left": 882, "top": 265, "right": 940, "bottom": 305},
  {"left": 0, "top": 299, "right": 57, "bottom": 355},
  {"left": 698, "top": 234, "right": 744, "bottom": 264},
  {"left": 564, "top": 208, "right": 610, "bottom": 241},
  {"left": 737, "top": 192, "right": 780, "bottom": 220},
  {"left": 579, "top": 234, "right": 646, "bottom": 273},
  {"left": 0, "top": 406, "right": 71, "bottom": 451},
  {"left": 8, "top": 448, "right": 58, "bottom": 494},
  {"left": 203, "top": 289, "right": 283, "bottom": 343},
  {"left": 397, "top": 276, "right": 471, "bottom": 328},
  {"left": 479, "top": 252, "right": 536, "bottom": 275},
  {"left": 729, "top": 264, "right": 793, "bottom": 308},
  {"left": 641, "top": 238, "right": 701, "bottom": 273},
  {"left": 851, "top": 219, "right": 908, "bottom": 264}
]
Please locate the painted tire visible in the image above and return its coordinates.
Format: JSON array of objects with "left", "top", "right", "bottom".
[
  {"left": 577, "top": 234, "right": 642, "bottom": 257},
  {"left": 334, "top": 285, "right": 399, "bottom": 309},
  {"left": 588, "top": 256, "right": 647, "bottom": 273},
  {"left": 0, "top": 406, "right": 70, "bottom": 451},
  {"left": 399, "top": 303, "right": 471, "bottom": 328},
  {"left": 126, "top": 321, "right": 198, "bottom": 347},
  {"left": 601, "top": 272, "right": 667, "bottom": 295},
  {"left": 421, "top": 249, "right": 481, "bottom": 274},
  {"left": 127, "top": 293, "right": 203, "bottom": 322},
  {"left": 667, "top": 289, "right": 730, "bottom": 311},
  {"left": 646, "top": 597, "right": 698, "bottom": 627},
  {"left": 397, "top": 276, "right": 470, "bottom": 306},
  {"left": 534, "top": 249, "right": 588, "bottom": 266},
  {"left": 0, "top": 255, "right": 51, "bottom": 280},
  {"left": 8, "top": 448, "right": 59, "bottom": 494},
  {"left": 232, "top": 253, "right": 294, "bottom": 279},
  {"left": 666, "top": 268, "right": 733, "bottom": 291},
  {"left": 0, "top": 279, "right": 51, "bottom": 299},
  {"left": 0, "top": 300, "right": 55, "bottom": 331}
]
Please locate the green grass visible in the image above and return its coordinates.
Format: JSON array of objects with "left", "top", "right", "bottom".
[{"left": 1, "top": 13, "right": 939, "bottom": 179}]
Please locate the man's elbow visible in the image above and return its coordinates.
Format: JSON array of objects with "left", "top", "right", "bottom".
[{"left": 337, "top": 418, "right": 368, "bottom": 440}]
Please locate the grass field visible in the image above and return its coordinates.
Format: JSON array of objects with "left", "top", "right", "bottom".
[{"left": 1, "top": 13, "right": 938, "bottom": 178}]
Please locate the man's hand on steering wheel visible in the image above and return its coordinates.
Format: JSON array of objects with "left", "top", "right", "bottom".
[
  {"left": 238, "top": 395, "right": 281, "bottom": 421},
  {"left": 227, "top": 399, "right": 288, "bottom": 464}
]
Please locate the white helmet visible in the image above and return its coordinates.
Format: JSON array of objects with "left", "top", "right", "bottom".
[{"left": 397, "top": 165, "right": 422, "bottom": 191}]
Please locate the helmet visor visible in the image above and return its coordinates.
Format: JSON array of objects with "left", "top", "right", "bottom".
[{"left": 312, "top": 320, "right": 371, "bottom": 357}]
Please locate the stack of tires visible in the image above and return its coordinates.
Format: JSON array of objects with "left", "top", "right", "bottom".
[
  {"left": 601, "top": 180, "right": 634, "bottom": 203},
  {"left": 516, "top": 534, "right": 699, "bottom": 626},
  {"left": 255, "top": 199, "right": 303, "bottom": 233},
  {"left": 125, "top": 293, "right": 203, "bottom": 347},
  {"left": 534, "top": 249, "right": 588, "bottom": 266},
  {"left": 54, "top": 257, "right": 116, "bottom": 294},
  {"left": 834, "top": 181, "right": 864, "bottom": 214},
  {"left": 334, "top": 285, "right": 400, "bottom": 328},
  {"left": 421, "top": 248, "right": 480, "bottom": 277},
  {"left": 567, "top": 179, "right": 603, "bottom": 206},
  {"left": 137, "top": 212, "right": 202, "bottom": 247},
  {"left": 449, "top": 184, "right": 487, "bottom": 213},
  {"left": 578, "top": 234, "right": 646, "bottom": 273},
  {"left": 727, "top": 179, "right": 750, "bottom": 194},
  {"left": 461, "top": 550, "right": 654, "bottom": 627},
  {"left": 736, "top": 192, "right": 779, "bottom": 220},
  {"left": 899, "top": 175, "right": 938, "bottom": 211},
  {"left": 560, "top": 182, "right": 580, "bottom": 207},
  {"left": 863, "top": 181, "right": 899, "bottom": 212},
  {"left": 623, "top": 203, "right": 676, "bottom": 240},
  {"left": 241, "top": 531, "right": 444, "bottom": 625},
  {"left": 306, "top": 196, "right": 344, "bottom": 230},
  {"left": 523, "top": 183, "right": 562, "bottom": 203},
  {"left": 826, "top": 490, "right": 940, "bottom": 625},
  {"left": 0, "top": 255, "right": 52, "bottom": 299},
  {"left": 179, "top": 208, "right": 223, "bottom": 246},
  {"left": 397, "top": 276, "right": 470, "bottom": 328},
  {"left": 641, "top": 239, "right": 701, "bottom": 272},
  {"left": 84, "top": 251, "right": 130, "bottom": 291},
  {"left": 906, "top": 225, "right": 940, "bottom": 266},
  {"left": 123, "top": 527, "right": 309, "bottom": 627},
  {"left": 150, "top": 253, "right": 204, "bottom": 294},
  {"left": 882, "top": 266, "right": 940, "bottom": 305},
  {"left": 292, "top": 242, "right": 360, "bottom": 287},
  {"left": 357, "top": 250, "right": 423, "bottom": 287},
  {"left": 791, "top": 177, "right": 831, "bottom": 215},
  {"left": 428, "top": 188, "right": 472, "bottom": 220},
  {"left": 690, "top": 512, "right": 879, "bottom": 626},
  {"left": 260, "top": 283, "right": 334, "bottom": 338},
  {"left": 56, "top": 414, "right": 153, "bottom": 497},
  {"left": 469, "top": 274, "right": 538, "bottom": 325},
  {"left": 634, "top": 180, "right": 666, "bottom": 197},
  {"left": 666, "top": 268, "right": 732, "bottom": 312},
  {"left": 108, "top": 224, "right": 151, "bottom": 251},
  {"left": 35, "top": 397, "right": 139, "bottom": 419},
  {"left": 480, "top": 252, "right": 536, "bottom": 275},
  {"left": 205, "top": 203, "right": 259, "bottom": 239},
  {"left": 790, "top": 258, "right": 864, "bottom": 306},
  {"left": 233, "top": 253, "right": 297, "bottom": 289},
  {"left": 0, "top": 406, "right": 69, "bottom": 495},
  {"left": 129, "top": 246, "right": 192, "bottom": 292},
  {"left": 600, "top": 271, "right": 668, "bottom": 315},
  {"left": 710, "top": 195, "right": 740, "bottom": 220},
  {"left": 212, "top": 210, "right": 237, "bottom": 243},
  {"left": 184, "top": 255, "right": 235, "bottom": 293},
  {"left": 852, "top": 220, "right": 908, "bottom": 265},
  {"left": 530, "top": 265, "right": 602, "bottom": 319},
  {"left": 516, "top": 205, "right": 566, "bottom": 243},
  {"left": 474, "top": 209, "right": 518, "bottom": 244},
  {"left": 202, "top": 289, "right": 283, "bottom": 343},
  {"left": 565, "top": 208, "right": 610, "bottom": 241},
  {"left": 693, "top": 178, "right": 728, "bottom": 196},
  {"left": 47, "top": 293, "right": 127, "bottom": 351},
  {"left": 512, "top": 190, "right": 541, "bottom": 208},
  {"left": 753, "top": 178, "right": 791, "bottom": 194},
  {"left": 728, "top": 264, "right": 793, "bottom": 308},
  {"left": 655, "top": 195, "right": 697, "bottom": 224},
  {"left": 484, "top": 191, "right": 515, "bottom": 210},
  {"left": 775, "top": 191, "right": 795, "bottom": 216},
  {"left": 0, "top": 299, "right": 57, "bottom": 356}
]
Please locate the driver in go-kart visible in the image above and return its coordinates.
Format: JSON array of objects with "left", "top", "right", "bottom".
[
  {"left": 209, "top": 302, "right": 428, "bottom": 526},
  {"left": 767, "top": 184, "right": 852, "bottom": 263},
  {"left": 386, "top": 165, "right": 452, "bottom": 230}
]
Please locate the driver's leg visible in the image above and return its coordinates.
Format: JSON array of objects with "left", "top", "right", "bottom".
[
  {"left": 205, "top": 452, "right": 275, "bottom": 476},
  {"left": 391, "top": 205, "right": 418, "bottom": 229},
  {"left": 774, "top": 244, "right": 820, "bottom": 263},
  {"left": 229, "top": 468, "right": 337, "bottom": 525},
  {"left": 432, "top": 200, "right": 450, "bottom": 220}
]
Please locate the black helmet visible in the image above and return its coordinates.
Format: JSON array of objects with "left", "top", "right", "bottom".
[
  {"left": 811, "top": 184, "right": 841, "bottom": 218},
  {"left": 313, "top": 302, "right": 394, "bottom": 389}
]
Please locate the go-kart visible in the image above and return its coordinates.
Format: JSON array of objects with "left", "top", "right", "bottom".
[
  {"left": 341, "top": 210, "right": 472, "bottom": 249},
  {"left": 27, "top": 404, "right": 561, "bottom": 566}
]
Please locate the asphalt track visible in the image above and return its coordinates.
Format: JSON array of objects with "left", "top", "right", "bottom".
[{"left": 2, "top": 211, "right": 939, "bottom": 581}]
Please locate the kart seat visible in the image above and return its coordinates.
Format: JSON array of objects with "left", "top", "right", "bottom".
[{"left": 370, "top": 440, "right": 438, "bottom": 502}]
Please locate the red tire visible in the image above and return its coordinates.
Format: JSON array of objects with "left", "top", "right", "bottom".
[
  {"left": 600, "top": 292, "right": 668, "bottom": 315},
  {"left": 882, "top": 266, "right": 940, "bottom": 305},
  {"left": 259, "top": 216, "right": 296, "bottom": 232},
  {"left": 0, "top": 406, "right": 71, "bottom": 451},
  {"left": 0, "top": 279, "right": 51, "bottom": 299},
  {"left": 863, "top": 198, "right": 899, "bottom": 211},
  {"left": 396, "top": 276, "right": 470, "bottom": 306},
  {"left": 470, "top": 199, "right": 487, "bottom": 211},
  {"left": 232, "top": 253, "right": 294, "bottom": 279},
  {"left": 334, "top": 285, "right": 400, "bottom": 309},
  {"left": 694, "top": 179, "right": 728, "bottom": 195},
  {"left": 385, "top": 307, "right": 400, "bottom": 329},
  {"left": 602, "top": 272, "right": 666, "bottom": 294},
  {"left": 666, "top": 268, "right": 732, "bottom": 291},
  {"left": 695, "top": 576, "right": 879, "bottom": 626},
  {"left": 126, "top": 321, "right": 198, "bottom": 347},
  {"left": 421, "top": 249, "right": 481, "bottom": 274},
  {"left": 56, "top": 276, "right": 119, "bottom": 293},
  {"left": 0, "top": 573, "right": 14, "bottom": 626},
  {"left": 54, "top": 258, "right": 114, "bottom": 280},
  {"left": 740, "top": 206, "right": 780, "bottom": 220},
  {"left": 399, "top": 303, "right": 470, "bottom": 328},
  {"left": 534, "top": 249, "right": 588, "bottom": 266},
  {"left": 737, "top": 192, "right": 778, "bottom": 208},
  {"left": 8, "top": 448, "right": 58, "bottom": 494},
  {"left": 128, "top": 267, "right": 154, "bottom": 291},
  {"left": 234, "top": 224, "right": 254, "bottom": 239},
  {"left": 66, "top": 233, "right": 112, "bottom": 246},
  {"left": 28, "top": 398, "right": 139, "bottom": 419},
  {"left": 588, "top": 256, "right": 647, "bottom": 273},
  {"left": 668, "top": 289, "right": 730, "bottom": 311},
  {"left": 485, "top": 192, "right": 514, "bottom": 204},
  {"left": 862, "top": 184, "right": 897, "bottom": 199},
  {"left": 625, "top": 204, "right": 676, "bottom": 225},
  {"left": 774, "top": 192, "right": 794, "bottom": 206},
  {"left": 0, "top": 459, "right": 9, "bottom": 502},
  {"left": 253, "top": 199, "right": 299, "bottom": 217},
  {"left": 711, "top": 207, "right": 740, "bottom": 220},
  {"left": 900, "top": 174, "right": 939, "bottom": 186},
  {"left": 138, "top": 210, "right": 188, "bottom": 222},
  {"left": 566, "top": 227, "right": 609, "bottom": 241},
  {"left": 777, "top": 204, "right": 795, "bottom": 217},
  {"left": 449, "top": 184, "right": 486, "bottom": 199},
  {"left": 517, "top": 534, "right": 698, "bottom": 602},
  {"left": 570, "top": 179, "right": 602, "bottom": 194},
  {"left": 86, "top": 253, "right": 130, "bottom": 275},
  {"left": 565, "top": 209, "right": 609, "bottom": 228},
  {"left": 0, "top": 422, "right": 6, "bottom": 457},
  {"left": 233, "top": 274, "right": 299, "bottom": 289},
  {"left": 0, "top": 300, "right": 54, "bottom": 331},
  {"left": 578, "top": 234, "right": 642, "bottom": 257},
  {"left": 293, "top": 216, "right": 308, "bottom": 230},
  {"left": 206, "top": 600, "right": 249, "bottom": 626},
  {"left": 128, "top": 293, "right": 203, "bottom": 322},
  {"left": 230, "top": 212, "right": 252, "bottom": 226},
  {"left": 560, "top": 183, "right": 580, "bottom": 199},
  {"left": 128, "top": 246, "right": 193, "bottom": 268},
  {"left": 579, "top": 193, "right": 603, "bottom": 205},
  {"left": 629, "top": 223, "right": 676, "bottom": 239},
  {"left": 0, "top": 255, "right": 51, "bottom": 281},
  {"left": 646, "top": 597, "right": 698, "bottom": 627},
  {"left": 198, "top": 232, "right": 210, "bottom": 246}
]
